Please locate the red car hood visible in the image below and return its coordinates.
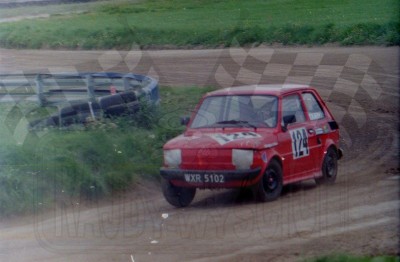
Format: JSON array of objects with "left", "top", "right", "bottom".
[{"left": 164, "top": 128, "right": 278, "bottom": 150}]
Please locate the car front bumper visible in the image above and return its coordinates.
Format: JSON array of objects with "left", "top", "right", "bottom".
[{"left": 160, "top": 167, "right": 262, "bottom": 188}]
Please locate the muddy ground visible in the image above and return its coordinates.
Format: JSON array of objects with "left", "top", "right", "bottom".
[{"left": 0, "top": 46, "right": 399, "bottom": 261}]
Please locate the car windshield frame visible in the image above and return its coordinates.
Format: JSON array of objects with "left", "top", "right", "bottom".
[{"left": 189, "top": 94, "right": 279, "bottom": 129}]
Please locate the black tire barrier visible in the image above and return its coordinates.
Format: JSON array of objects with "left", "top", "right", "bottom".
[
  {"left": 103, "top": 104, "right": 127, "bottom": 117},
  {"left": 102, "top": 101, "right": 140, "bottom": 117},
  {"left": 120, "top": 91, "right": 137, "bottom": 103},
  {"left": 30, "top": 93, "right": 143, "bottom": 128},
  {"left": 26, "top": 72, "right": 159, "bottom": 128},
  {"left": 99, "top": 95, "right": 125, "bottom": 110}
]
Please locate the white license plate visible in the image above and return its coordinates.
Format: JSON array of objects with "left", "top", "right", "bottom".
[{"left": 184, "top": 173, "right": 225, "bottom": 183}]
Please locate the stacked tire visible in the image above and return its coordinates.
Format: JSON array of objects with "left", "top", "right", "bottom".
[
  {"left": 29, "top": 90, "right": 140, "bottom": 128},
  {"left": 99, "top": 91, "right": 139, "bottom": 117}
]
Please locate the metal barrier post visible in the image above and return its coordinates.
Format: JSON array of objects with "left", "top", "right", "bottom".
[
  {"left": 34, "top": 74, "right": 45, "bottom": 106},
  {"left": 123, "top": 76, "right": 130, "bottom": 91},
  {"left": 85, "top": 74, "right": 95, "bottom": 101}
]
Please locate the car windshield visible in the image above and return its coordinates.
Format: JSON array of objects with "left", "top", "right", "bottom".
[{"left": 190, "top": 95, "right": 278, "bottom": 128}]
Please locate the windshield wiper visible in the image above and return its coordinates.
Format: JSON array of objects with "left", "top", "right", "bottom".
[{"left": 216, "top": 120, "right": 258, "bottom": 129}]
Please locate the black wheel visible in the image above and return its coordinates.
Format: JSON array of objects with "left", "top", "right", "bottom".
[
  {"left": 254, "top": 159, "right": 283, "bottom": 202},
  {"left": 316, "top": 147, "right": 338, "bottom": 185},
  {"left": 161, "top": 178, "right": 196, "bottom": 207}
]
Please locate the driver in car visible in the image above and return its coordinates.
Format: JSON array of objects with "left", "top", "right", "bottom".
[{"left": 257, "top": 100, "right": 277, "bottom": 127}]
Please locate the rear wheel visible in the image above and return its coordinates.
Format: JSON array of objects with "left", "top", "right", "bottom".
[
  {"left": 254, "top": 159, "right": 283, "bottom": 202},
  {"left": 161, "top": 178, "right": 196, "bottom": 207},
  {"left": 315, "top": 147, "right": 338, "bottom": 185}
]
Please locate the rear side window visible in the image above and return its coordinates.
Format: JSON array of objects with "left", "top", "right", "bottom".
[{"left": 302, "top": 93, "right": 325, "bottom": 120}]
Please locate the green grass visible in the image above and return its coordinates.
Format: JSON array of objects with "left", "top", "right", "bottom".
[
  {"left": 0, "top": 86, "right": 214, "bottom": 217},
  {"left": 0, "top": 0, "right": 398, "bottom": 49}
]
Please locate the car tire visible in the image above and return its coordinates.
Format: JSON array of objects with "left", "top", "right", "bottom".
[
  {"left": 103, "top": 104, "right": 127, "bottom": 117},
  {"left": 120, "top": 91, "right": 137, "bottom": 103},
  {"left": 59, "top": 105, "right": 78, "bottom": 118},
  {"left": 161, "top": 178, "right": 196, "bottom": 207},
  {"left": 99, "top": 94, "right": 124, "bottom": 110},
  {"left": 315, "top": 147, "right": 338, "bottom": 185},
  {"left": 254, "top": 159, "right": 283, "bottom": 202}
]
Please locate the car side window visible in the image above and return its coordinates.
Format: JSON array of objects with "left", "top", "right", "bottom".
[
  {"left": 281, "top": 94, "right": 306, "bottom": 124},
  {"left": 302, "top": 92, "right": 325, "bottom": 120}
]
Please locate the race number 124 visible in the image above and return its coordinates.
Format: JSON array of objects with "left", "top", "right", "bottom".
[{"left": 290, "top": 128, "right": 309, "bottom": 159}]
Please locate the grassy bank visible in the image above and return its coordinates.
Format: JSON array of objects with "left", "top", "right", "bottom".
[
  {"left": 0, "top": 86, "right": 213, "bottom": 217},
  {"left": 0, "top": 0, "right": 398, "bottom": 49}
]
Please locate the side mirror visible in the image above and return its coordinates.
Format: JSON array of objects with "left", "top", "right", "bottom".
[
  {"left": 282, "top": 114, "right": 296, "bottom": 132},
  {"left": 180, "top": 116, "right": 190, "bottom": 126}
]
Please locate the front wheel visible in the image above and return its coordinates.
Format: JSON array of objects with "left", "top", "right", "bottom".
[
  {"left": 254, "top": 159, "right": 283, "bottom": 202},
  {"left": 315, "top": 147, "right": 338, "bottom": 185},
  {"left": 161, "top": 178, "right": 196, "bottom": 207}
]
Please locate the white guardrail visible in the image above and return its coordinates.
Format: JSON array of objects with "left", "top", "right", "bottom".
[{"left": 0, "top": 72, "right": 160, "bottom": 127}]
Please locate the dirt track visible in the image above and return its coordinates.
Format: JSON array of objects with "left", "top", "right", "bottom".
[{"left": 0, "top": 46, "right": 399, "bottom": 261}]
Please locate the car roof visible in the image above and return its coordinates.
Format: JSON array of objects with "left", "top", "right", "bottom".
[{"left": 206, "top": 84, "right": 314, "bottom": 97}]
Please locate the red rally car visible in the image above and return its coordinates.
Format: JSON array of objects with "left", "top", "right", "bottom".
[{"left": 160, "top": 85, "right": 343, "bottom": 207}]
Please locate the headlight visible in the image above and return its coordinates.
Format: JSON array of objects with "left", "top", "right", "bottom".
[
  {"left": 232, "top": 149, "right": 253, "bottom": 170},
  {"left": 164, "top": 149, "right": 182, "bottom": 168}
]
